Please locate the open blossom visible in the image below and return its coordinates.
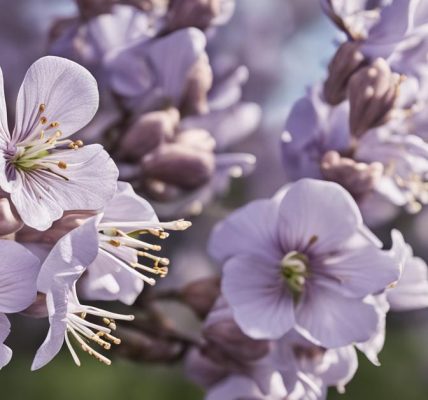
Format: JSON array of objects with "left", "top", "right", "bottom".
[
  {"left": 0, "top": 56, "right": 118, "bottom": 230},
  {"left": 31, "top": 216, "right": 135, "bottom": 370},
  {"left": 0, "top": 240, "right": 40, "bottom": 368},
  {"left": 209, "top": 179, "right": 401, "bottom": 347},
  {"left": 79, "top": 181, "right": 192, "bottom": 304}
]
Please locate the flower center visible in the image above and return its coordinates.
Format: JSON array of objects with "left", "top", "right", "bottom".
[
  {"left": 280, "top": 250, "right": 309, "bottom": 298},
  {"left": 11, "top": 103, "right": 83, "bottom": 176}
]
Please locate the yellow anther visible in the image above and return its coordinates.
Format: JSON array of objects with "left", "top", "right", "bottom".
[
  {"left": 40, "top": 116, "right": 47, "bottom": 124},
  {"left": 103, "top": 318, "right": 116, "bottom": 330},
  {"left": 108, "top": 239, "right": 121, "bottom": 247},
  {"left": 75, "top": 140, "right": 84, "bottom": 147},
  {"left": 39, "top": 104, "right": 46, "bottom": 112},
  {"left": 99, "top": 332, "right": 122, "bottom": 345},
  {"left": 50, "top": 122, "right": 59, "bottom": 128},
  {"left": 58, "top": 161, "right": 67, "bottom": 169}
]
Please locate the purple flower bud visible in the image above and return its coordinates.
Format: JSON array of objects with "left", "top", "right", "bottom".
[
  {"left": 142, "top": 142, "right": 216, "bottom": 190},
  {"left": 203, "top": 320, "right": 270, "bottom": 364},
  {"left": 118, "top": 108, "right": 180, "bottom": 161},
  {"left": 181, "top": 53, "right": 214, "bottom": 115},
  {"left": 324, "top": 42, "right": 366, "bottom": 105},
  {"left": 348, "top": 58, "right": 401, "bottom": 137},
  {"left": 320, "top": 150, "right": 384, "bottom": 199},
  {"left": 181, "top": 277, "right": 221, "bottom": 319}
]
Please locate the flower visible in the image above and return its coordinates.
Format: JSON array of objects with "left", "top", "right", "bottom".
[
  {"left": 79, "top": 181, "right": 192, "bottom": 304},
  {"left": 209, "top": 178, "right": 401, "bottom": 347},
  {"left": 0, "top": 56, "right": 118, "bottom": 230},
  {"left": 31, "top": 216, "right": 134, "bottom": 370},
  {"left": 0, "top": 240, "right": 40, "bottom": 368},
  {"left": 186, "top": 297, "right": 359, "bottom": 400}
]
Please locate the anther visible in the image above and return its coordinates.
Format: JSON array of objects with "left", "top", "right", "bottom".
[
  {"left": 58, "top": 161, "right": 67, "bottom": 169},
  {"left": 39, "top": 104, "right": 46, "bottom": 112},
  {"left": 103, "top": 318, "right": 117, "bottom": 330},
  {"left": 40, "top": 116, "right": 48, "bottom": 124},
  {"left": 108, "top": 239, "right": 121, "bottom": 247},
  {"left": 50, "top": 122, "right": 60, "bottom": 128}
]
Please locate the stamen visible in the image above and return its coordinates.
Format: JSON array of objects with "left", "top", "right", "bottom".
[
  {"left": 58, "top": 161, "right": 67, "bottom": 169},
  {"left": 39, "top": 104, "right": 46, "bottom": 112},
  {"left": 40, "top": 116, "right": 47, "bottom": 124},
  {"left": 68, "top": 326, "right": 112, "bottom": 366},
  {"left": 65, "top": 330, "right": 81, "bottom": 367},
  {"left": 103, "top": 318, "right": 117, "bottom": 330}
]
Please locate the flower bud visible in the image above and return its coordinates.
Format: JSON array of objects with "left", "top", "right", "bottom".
[
  {"left": 114, "top": 326, "right": 185, "bottom": 362},
  {"left": 175, "top": 129, "right": 216, "bottom": 152},
  {"left": 324, "top": 42, "right": 366, "bottom": 105},
  {"left": 181, "top": 54, "right": 213, "bottom": 115},
  {"left": 321, "top": 150, "right": 384, "bottom": 199},
  {"left": 118, "top": 108, "right": 180, "bottom": 161},
  {"left": 348, "top": 58, "right": 401, "bottom": 137},
  {"left": 167, "top": 0, "right": 221, "bottom": 31},
  {"left": 202, "top": 320, "right": 270, "bottom": 365},
  {"left": 142, "top": 143, "right": 215, "bottom": 190},
  {"left": 180, "top": 277, "right": 220, "bottom": 319},
  {"left": 0, "top": 197, "right": 23, "bottom": 237}
]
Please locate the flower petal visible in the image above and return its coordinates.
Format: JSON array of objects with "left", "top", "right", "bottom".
[
  {"left": 31, "top": 288, "right": 68, "bottom": 370},
  {"left": 314, "top": 241, "right": 400, "bottom": 298},
  {"left": 0, "top": 313, "right": 12, "bottom": 370},
  {"left": 78, "top": 248, "right": 143, "bottom": 305},
  {"left": 37, "top": 216, "right": 99, "bottom": 293},
  {"left": 10, "top": 144, "right": 118, "bottom": 231},
  {"left": 278, "top": 179, "right": 362, "bottom": 255},
  {"left": 0, "top": 67, "right": 10, "bottom": 144},
  {"left": 0, "top": 240, "right": 40, "bottom": 313},
  {"left": 208, "top": 199, "right": 282, "bottom": 264},
  {"left": 101, "top": 181, "right": 158, "bottom": 228},
  {"left": 295, "top": 285, "right": 379, "bottom": 348},
  {"left": 222, "top": 255, "right": 295, "bottom": 340},
  {"left": 13, "top": 56, "right": 99, "bottom": 143}
]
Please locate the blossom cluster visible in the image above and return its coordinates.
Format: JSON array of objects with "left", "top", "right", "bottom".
[{"left": 1, "top": 1, "right": 428, "bottom": 400}]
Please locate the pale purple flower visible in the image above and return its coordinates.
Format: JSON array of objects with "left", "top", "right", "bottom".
[
  {"left": 32, "top": 216, "right": 134, "bottom": 370},
  {"left": 0, "top": 240, "right": 40, "bottom": 368},
  {"left": 79, "top": 181, "right": 191, "bottom": 304},
  {"left": 105, "top": 27, "right": 210, "bottom": 112},
  {"left": 281, "top": 86, "right": 351, "bottom": 181},
  {"left": 49, "top": 4, "right": 155, "bottom": 76},
  {"left": 356, "top": 126, "right": 428, "bottom": 214},
  {"left": 0, "top": 56, "right": 118, "bottom": 231},
  {"left": 209, "top": 179, "right": 401, "bottom": 347},
  {"left": 187, "top": 298, "right": 359, "bottom": 400},
  {"left": 321, "top": 0, "right": 428, "bottom": 61}
]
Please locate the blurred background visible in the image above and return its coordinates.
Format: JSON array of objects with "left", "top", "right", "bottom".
[{"left": 1, "top": 0, "right": 428, "bottom": 398}]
